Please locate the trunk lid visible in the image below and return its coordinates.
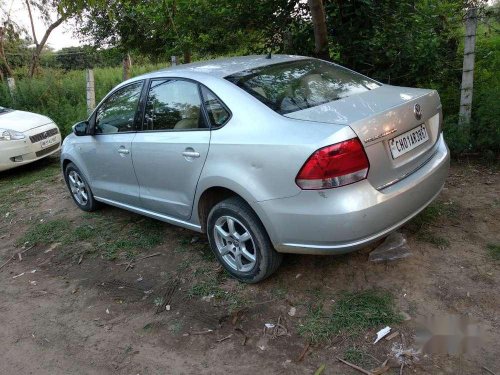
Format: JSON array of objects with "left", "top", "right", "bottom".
[{"left": 285, "top": 85, "right": 442, "bottom": 190}]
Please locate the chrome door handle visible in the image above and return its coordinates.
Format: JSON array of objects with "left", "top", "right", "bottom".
[
  {"left": 182, "top": 151, "right": 200, "bottom": 158},
  {"left": 117, "top": 148, "right": 130, "bottom": 155}
]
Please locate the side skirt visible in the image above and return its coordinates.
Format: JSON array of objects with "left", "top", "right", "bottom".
[{"left": 94, "top": 196, "right": 203, "bottom": 232}]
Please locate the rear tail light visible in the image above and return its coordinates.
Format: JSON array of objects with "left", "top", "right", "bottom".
[{"left": 296, "top": 138, "right": 370, "bottom": 190}]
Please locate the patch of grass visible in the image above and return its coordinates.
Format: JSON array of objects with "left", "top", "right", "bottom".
[
  {"left": 18, "top": 219, "right": 71, "bottom": 246},
  {"left": 188, "top": 270, "right": 247, "bottom": 313},
  {"left": 72, "top": 223, "right": 97, "bottom": 241},
  {"left": 487, "top": 244, "right": 500, "bottom": 260},
  {"left": 343, "top": 346, "right": 379, "bottom": 368},
  {"left": 153, "top": 297, "right": 164, "bottom": 307},
  {"left": 271, "top": 286, "right": 288, "bottom": 299},
  {"left": 168, "top": 320, "right": 183, "bottom": 334},
  {"left": 417, "top": 231, "right": 451, "bottom": 248},
  {"left": 177, "top": 258, "right": 191, "bottom": 271},
  {"left": 198, "top": 247, "right": 216, "bottom": 262},
  {"left": 0, "top": 160, "right": 60, "bottom": 216},
  {"left": 298, "top": 289, "right": 402, "bottom": 343},
  {"left": 406, "top": 200, "right": 460, "bottom": 233},
  {"left": 344, "top": 346, "right": 364, "bottom": 364},
  {"left": 188, "top": 277, "right": 226, "bottom": 299},
  {"left": 18, "top": 214, "right": 166, "bottom": 261},
  {"left": 298, "top": 305, "right": 333, "bottom": 343}
]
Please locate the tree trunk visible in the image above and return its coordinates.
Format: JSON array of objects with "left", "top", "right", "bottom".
[
  {"left": 28, "top": 45, "right": 43, "bottom": 77},
  {"left": 459, "top": 7, "right": 478, "bottom": 127},
  {"left": 26, "top": 0, "right": 65, "bottom": 78},
  {"left": 0, "top": 27, "right": 14, "bottom": 78},
  {"left": 307, "top": 0, "right": 329, "bottom": 60},
  {"left": 183, "top": 49, "right": 191, "bottom": 64}
]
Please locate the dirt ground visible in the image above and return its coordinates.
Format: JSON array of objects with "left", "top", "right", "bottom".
[{"left": 0, "top": 155, "right": 499, "bottom": 375}]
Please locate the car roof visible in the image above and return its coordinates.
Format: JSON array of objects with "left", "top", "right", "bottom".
[{"left": 138, "top": 54, "right": 308, "bottom": 80}]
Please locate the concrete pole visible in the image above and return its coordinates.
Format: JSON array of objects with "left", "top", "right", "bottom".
[
  {"left": 122, "top": 53, "right": 131, "bottom": 81},
  {"left": 86, "top": 69, "right": 95, "bottom": 115},
  {"left": 6, "top": 77, "right": 15, "bottom": 96},
  {"left": 459, "top": 7, "right": 478, "bottom": 126}
]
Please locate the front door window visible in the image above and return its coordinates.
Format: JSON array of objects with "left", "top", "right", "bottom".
[{"left": 95, "top": 81, "right": 144, "bottom": 134}]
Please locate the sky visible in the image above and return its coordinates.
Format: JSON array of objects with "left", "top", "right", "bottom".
[{"left": 9, "top": 1, "right": 81, "bottom": 50}]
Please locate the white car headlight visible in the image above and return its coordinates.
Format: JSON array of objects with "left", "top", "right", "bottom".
[{"left": 0, "top": 128, "right": 26, "bottom": 141}]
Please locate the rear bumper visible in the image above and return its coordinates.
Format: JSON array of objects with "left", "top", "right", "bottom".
[{"left": 257, "top": 134, "right": 450, "bottom": 254}]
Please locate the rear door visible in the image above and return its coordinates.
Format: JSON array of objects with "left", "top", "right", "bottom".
[
  {"left": 132, "top": 79, "right": 215, "bottom": 220},
  {"left": 79, "top": 81, "right": 144, "bottom": 206}
]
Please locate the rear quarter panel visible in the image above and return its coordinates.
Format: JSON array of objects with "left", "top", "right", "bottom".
[{"left": 190, "top": 75, "right": 357, "bottom": 226}]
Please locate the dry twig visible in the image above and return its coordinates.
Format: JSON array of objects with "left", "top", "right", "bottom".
[
  {"left": 297, "top": 342, "right": 311, "bottom": 362},
  {"left": 190, "top": 329, "right": 213, "bottom": 335},
  {"left": 337, "top": 357, "right": 373, "bottom": 375},
  {"left": 482, "top": 366, "right": 497, "bottom": 375},
  {"left": 216, "top": 334, "right": 233, "bottom": 343},
  {"left": 0, "top": 255, "right": 15, "bottom": 270}
]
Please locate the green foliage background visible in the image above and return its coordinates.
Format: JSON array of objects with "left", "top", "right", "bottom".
[
  {"left": 0, "top": 0, "right": 498, "bottom": 154},
  {"left": 0, "top": 64, "right": 165, "bottom": 136}
]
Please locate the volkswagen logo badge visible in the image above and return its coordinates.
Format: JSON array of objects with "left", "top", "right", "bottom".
[{"left": 414, "top": 103, "right": 422, "bottom": 121}]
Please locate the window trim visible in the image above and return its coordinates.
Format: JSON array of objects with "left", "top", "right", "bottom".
[
  {"left": 137, "top": 77, "right": 211, "bottom": 133},
  {"left": 89, "top": 80, "right": 146, "bottom": 136}
]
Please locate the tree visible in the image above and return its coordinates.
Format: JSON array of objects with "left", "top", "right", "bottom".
[
  {"left": 0, "top": 23, "right": 14, "bottom": 78},
  {"left": 55, "top": 45, "right": 96, "bottom": 70},
  {"left": 68, "top": 0, "right": 306, "bottom": 61},
  {"left": 307, "top": 0, "right": 329, "bottom": 60},
  {"left": 0, "top": 3, "right": 22, "bottom": 79},
  {"left": 25, "top": 0, "right": 71, "bottom": 77}
]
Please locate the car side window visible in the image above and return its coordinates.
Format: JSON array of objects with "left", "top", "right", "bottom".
[
  {"left": 201, "top": 86, "right": 230, "bottom": 127},
  {"left": 143, "top": 79, "right": 206, "bottom": 131},
  {"left": 95, "top": 81, "right": 144, "bottom": 134}
]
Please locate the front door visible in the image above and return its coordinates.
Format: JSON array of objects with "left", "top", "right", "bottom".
[
  {"left": 132, "top": 79, "right": 210, "bottom": 220},
  {"left": 81, "top": 81, "right": 144, "bottom": 206}
]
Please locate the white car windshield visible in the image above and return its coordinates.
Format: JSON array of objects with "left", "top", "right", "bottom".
[{"left": 226, "top": 59, "right": 380, "bottom": 115}]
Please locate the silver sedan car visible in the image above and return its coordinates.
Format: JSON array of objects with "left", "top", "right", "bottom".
[{"left": 61, "top": 55, "right": 450, "bottom": 282}]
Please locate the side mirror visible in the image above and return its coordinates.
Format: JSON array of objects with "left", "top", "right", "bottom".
[{"left": 72, "top": 121, "right": 89, "bottom": 136}]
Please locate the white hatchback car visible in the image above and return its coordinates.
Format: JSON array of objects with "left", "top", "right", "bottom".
[{"left": 0, "top": 106, "right": 61, "bottom": 172}]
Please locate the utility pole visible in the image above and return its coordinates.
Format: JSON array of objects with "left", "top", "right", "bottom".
[{"left": 459, "top": 7, "right": 478, "bottom": 127}]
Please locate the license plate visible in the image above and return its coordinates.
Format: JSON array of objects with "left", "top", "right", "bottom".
[
  {"left": 389, "top": 124, "right": 429, "bottom": 159},
  {"left": 40, "top": 136, "right": 58, "bottom": 149}
]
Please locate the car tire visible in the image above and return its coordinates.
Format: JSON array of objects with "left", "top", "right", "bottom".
[
  {"left": 64, "top": 162, "right": 99, "bottom": 212},
  {"left": 207, "top": 196, "right": 282, "bottom": 283}
]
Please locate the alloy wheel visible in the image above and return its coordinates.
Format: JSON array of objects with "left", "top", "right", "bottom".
[
  {"left": 213, "top": 215, "right": 257, "bottom": 272},
  {"left": 68, "top": 170, "right": 89, "bottom": 206}
]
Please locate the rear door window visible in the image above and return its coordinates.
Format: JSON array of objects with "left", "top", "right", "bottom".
[{"left": 143, "top": 79, "right": 207, "bottom": 131}]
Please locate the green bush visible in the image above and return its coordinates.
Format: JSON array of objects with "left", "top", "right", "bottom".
[{"left": 0, "top": 63, "right": 165, "bottom": 137}]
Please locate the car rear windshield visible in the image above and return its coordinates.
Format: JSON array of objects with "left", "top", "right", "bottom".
[{"left": 226, "top": 59, "right": 380, "bottom": 115}]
